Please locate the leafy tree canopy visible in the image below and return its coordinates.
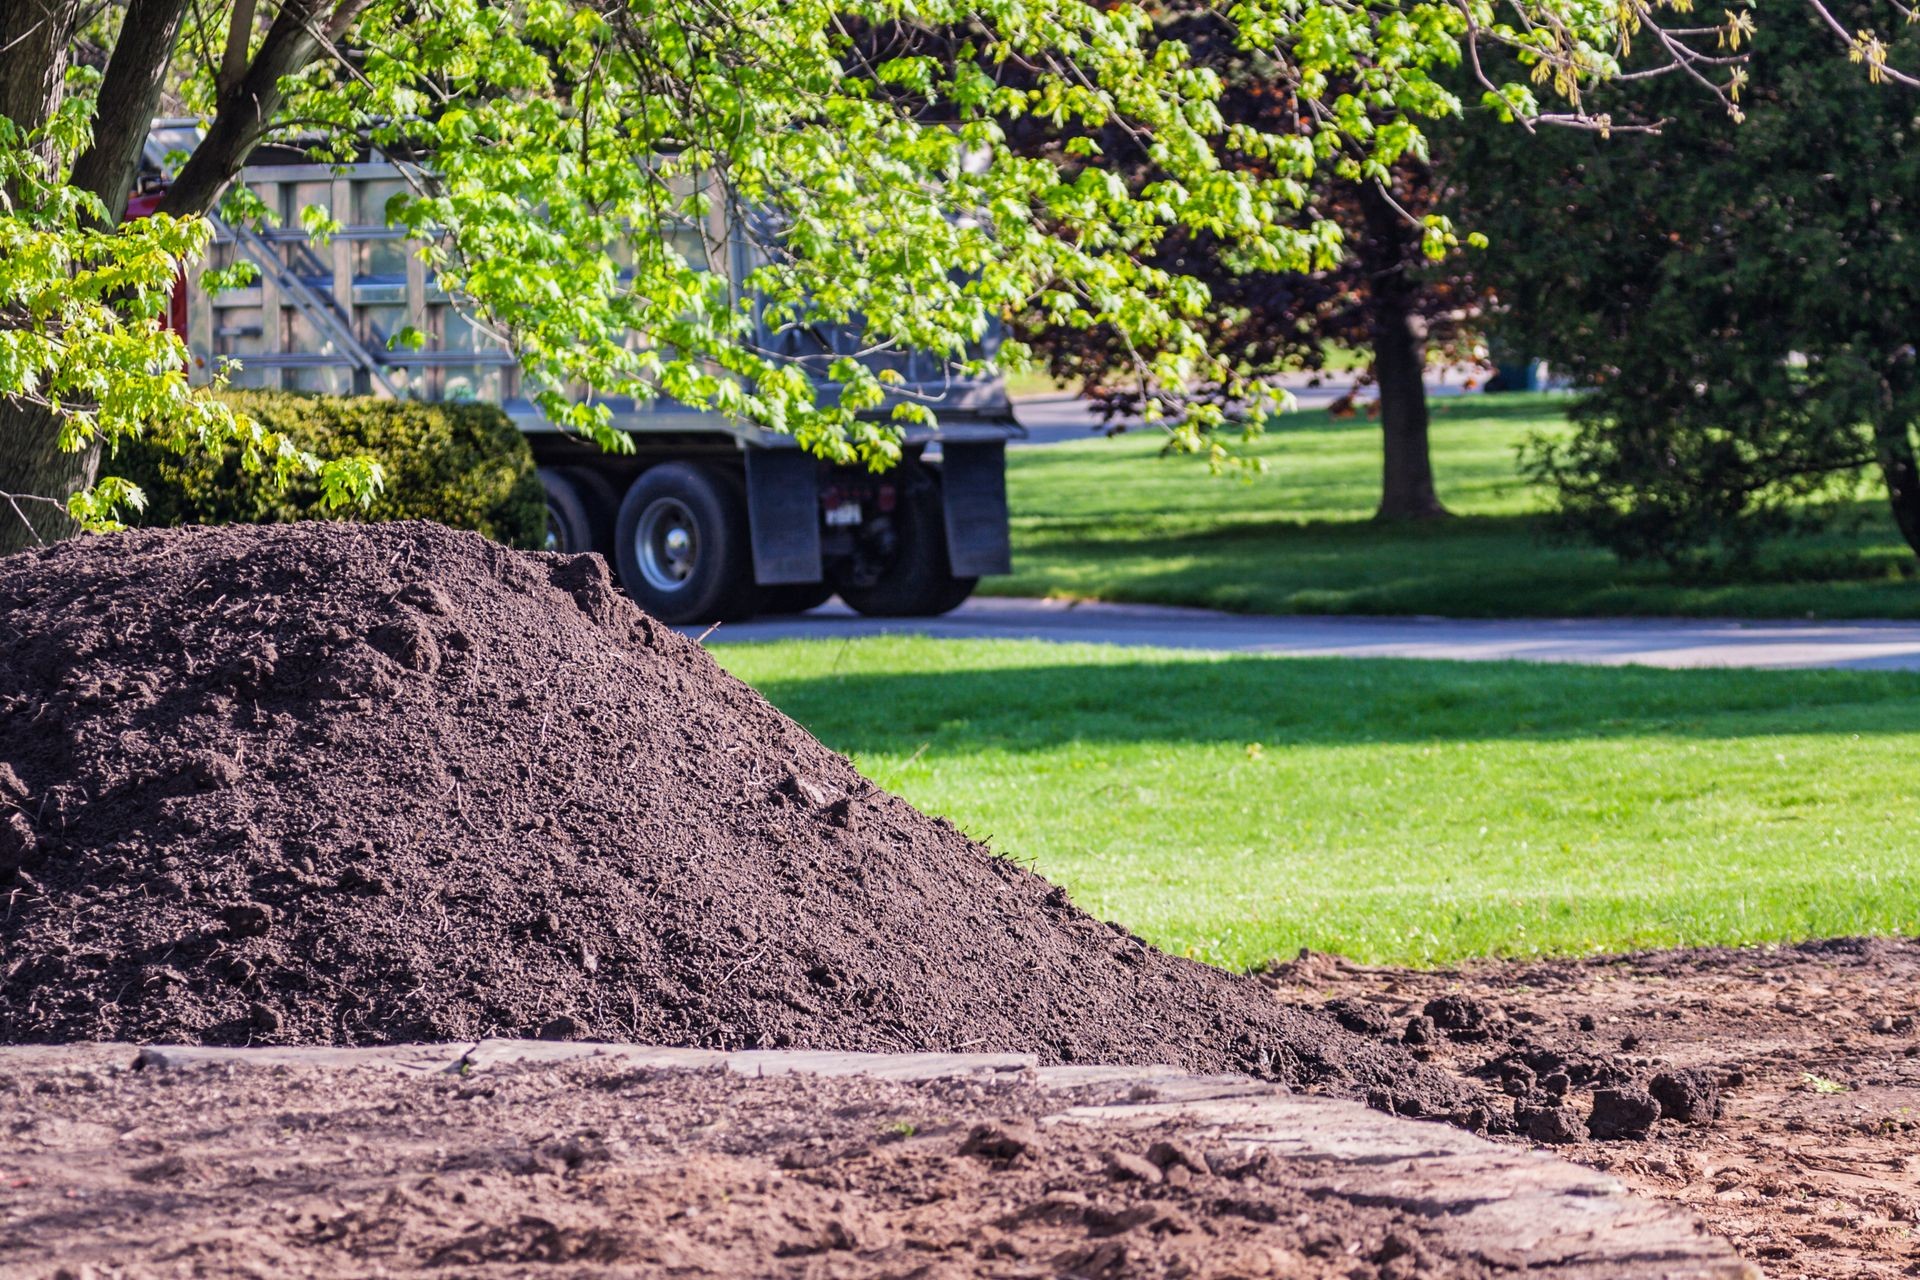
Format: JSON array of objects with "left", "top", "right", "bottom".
[
  {"left": 1008, "top": 1, "right": 1488, "bottom": 519},
  {"left": 0, "top": 0, "right": 1898, "bottom": 542}
]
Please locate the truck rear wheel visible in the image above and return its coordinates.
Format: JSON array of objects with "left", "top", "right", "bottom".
[
  {"left": 916, "top": 569, "right": 978, "bottom": 616},
  {"left": 558, "top": 466, "right": 621, "bottom": 559},
  {"left": 614, "top": 463, "right": 759, "bottom": 625},
  {"left": 759, "top": 582, "right": 836, "bottom": 615},
  {"left": 831, "top": 468, "right": 978, "bottom": 617},
  {"left": 539, "top": 467, "right": 596, "bottom": 555}
]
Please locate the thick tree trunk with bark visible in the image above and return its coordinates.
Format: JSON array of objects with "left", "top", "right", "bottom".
[
  {"left": 0, "top": 403, "right": 97, "bottom": 550},
  {"left": 2, "top": 0, "right": 85, "bottom": 553},
  {"left": 1359, "top": 183, "right": 1449, "bottom": 522},
  {"left": 1873, "top": 418, "right": 1920, "bottom": 559},
  {"left": 0, "top": 1, "right": 76, "bottom": 140},
  {"left": 1371, "top": 288, "right": 1448, "bottom": 521}
]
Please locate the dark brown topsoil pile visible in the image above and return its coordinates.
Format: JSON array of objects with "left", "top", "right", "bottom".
[{"left": 0, "top": 521, "right": 1462, "bottom": 1109}]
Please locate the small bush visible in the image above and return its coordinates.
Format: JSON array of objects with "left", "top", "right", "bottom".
[{"left": 115, "top": 391, "right": 546, "bottom": 550}]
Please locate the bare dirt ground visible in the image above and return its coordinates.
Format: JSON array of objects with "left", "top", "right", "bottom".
[
  {"left": 1264, "top": 937, "right": 1920, "bottom": 1280},
  {"left": 0, "top": 1053, "right": 1516, "bottom": 1280}
]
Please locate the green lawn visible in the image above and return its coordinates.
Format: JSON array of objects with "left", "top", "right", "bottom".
[
  {"left": 1003, "top": 394, "right": 1920, "bottom": 618},
  {"left": 718, "top": 636, "right": 1920, "bottom": 969}
]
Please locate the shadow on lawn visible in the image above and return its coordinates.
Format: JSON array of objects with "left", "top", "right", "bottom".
[
  {"left": 749, "top": 652, "right": 1920, "bottom": 755},
  {"left": 1010, "top": 508, "right": 1920, "bottom": 620}
]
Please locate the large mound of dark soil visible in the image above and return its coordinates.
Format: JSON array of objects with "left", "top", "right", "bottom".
[{"left": 0, "top": 521, "right": 1458, "bottom": 1107}]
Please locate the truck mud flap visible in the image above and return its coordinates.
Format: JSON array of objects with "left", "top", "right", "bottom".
[
  {"left": 744, "top": 449, "right": 823, "bottom": 585},
  {"left": 940, "top": 441, "right": 1012, "bottom": 577}
]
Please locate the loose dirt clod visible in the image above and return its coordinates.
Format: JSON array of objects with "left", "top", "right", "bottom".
[
  {"left": 0, "top": 521, "right": 1462, "bottom": 1109},
  {"left": 1585, "top": 1086, "right": 1661, "bottom": 1140},
  {"left": 1516, "top": 1102, "right": 1585, "bottom": 1145},
  {"left": 1648, "top": 1068, "right": 1721, "bottom": 1123}
]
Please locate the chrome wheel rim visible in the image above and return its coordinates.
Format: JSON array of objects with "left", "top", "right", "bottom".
[{"left": 635, "top": 497, "right": 699, "bottom": 592}]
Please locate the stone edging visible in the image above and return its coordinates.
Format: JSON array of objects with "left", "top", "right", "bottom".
[{"left": 13, "top": 1041, "right": 1753, "bottom": 1279}]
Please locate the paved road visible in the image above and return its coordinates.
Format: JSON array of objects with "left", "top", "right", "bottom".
[
  {"left": 1011, "top": 375, "right": 1476, "bottom": 446},
  {"left": 704, "top": 597, "right": 1920, "bottom": 670}
]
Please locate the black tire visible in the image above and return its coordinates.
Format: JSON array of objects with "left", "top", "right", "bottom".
[
  {"left": 758, "top": 581, "right": 836, "bottom": 615},
  {"left": 557, "top": 466, "right": 622, "bottom": 559},
  {"left": 917, "top": 570, "right": 978, "bottom": 616},
  {"left": 539, "top": 467, "right": 596, "bottom": 554},
  {"left": 909, "top": 462, "right": 978, "bottom": 616},
  {"left": 831, "top": 466, "right": 978, "bottom": 617},
  {"left": 613, "top": 462, "right": 759, "bottom": 624}
]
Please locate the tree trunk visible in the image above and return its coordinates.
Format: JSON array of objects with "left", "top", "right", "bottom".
[
  {"left": 1371, "top": 287, "right": 1449, "bottom": 521},
  {"left": 70, "top": 0, "right": 194, "bottom": 223},
  {"left": 2, "top": 0, "right": 87, "bottom": 554},
  {"left": 0, "top": 0, "right": 289, "bottom": 551},
  {"left": 1359, "top": 183, "right": 1449, "bottom": 521},
  {"left": 1873, "top": 417, "right": 1920, "bottom": 558},
  {"left": 0, "top": 1, "right": 76, "bottom": 140},
  {"left": 0, "top": 403, "right": 98, "bottom": 553}
]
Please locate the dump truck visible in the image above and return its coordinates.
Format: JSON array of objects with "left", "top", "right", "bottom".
[{"left": 147, "top": 122, "right": 1020, "bottom": 625}]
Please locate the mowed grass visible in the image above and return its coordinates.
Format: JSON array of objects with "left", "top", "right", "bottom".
[
  {"left": 717, "top": 636, "right": 1920, "bottom": 969},
  {"left": 1003, "top": 394, "right": 1920, "bottom": 618}
]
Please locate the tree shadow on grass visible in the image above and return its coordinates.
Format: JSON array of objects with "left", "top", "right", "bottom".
[
  {"left": 744, "top": 651, "right": 1920, "bottom": 756},
  {"left": 1012, "top": 507, "right": 1920, "bottom": 620}
]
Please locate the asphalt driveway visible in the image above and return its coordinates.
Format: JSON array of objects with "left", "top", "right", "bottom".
[{"left": 704, "top": 597, "right": 1920, "bottom": 670}]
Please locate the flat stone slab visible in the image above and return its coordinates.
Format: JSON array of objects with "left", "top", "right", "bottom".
[
  {"left": 9, "top": 1043, "right": 1749, "bottom": 1278},
  {"left": 1049, "top": 1093, "right": 1745, "bottom": 1278},
  {"left": 129, "top": 1039, "right": 1039, "bottom": 1078}
]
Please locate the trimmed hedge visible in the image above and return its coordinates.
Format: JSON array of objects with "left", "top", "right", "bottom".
[{"left": 117, "top": 391, "right": 546, "bottom": 550}]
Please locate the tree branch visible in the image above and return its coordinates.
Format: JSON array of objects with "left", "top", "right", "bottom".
[
  {"left": 0, "top": 490, "right": 70, "bottom": 547},
  {"left": 159, "top": 0, "right": 374, "bottom": 217},
  {"left": 217, "top": 0, "right": 257, "bottom": 99},
  {"left": 70, "top": 0, "right": 194, "bottom": 221}
]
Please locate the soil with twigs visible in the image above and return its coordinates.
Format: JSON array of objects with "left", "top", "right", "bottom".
[{"left": 0, "top": 520, "right": 1465, "bottom": 1115}]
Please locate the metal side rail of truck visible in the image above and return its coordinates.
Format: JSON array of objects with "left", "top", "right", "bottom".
[{"left": 144, "top": 121, "right": 1022, "bottom": 625}]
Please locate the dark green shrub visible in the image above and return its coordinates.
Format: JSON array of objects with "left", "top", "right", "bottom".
[
  {"left": 115, "top": 391, "right": 546, "bottom": 550},
  {"left": 1445, "top": 1, "right": 1920, "bottom": 566}
]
